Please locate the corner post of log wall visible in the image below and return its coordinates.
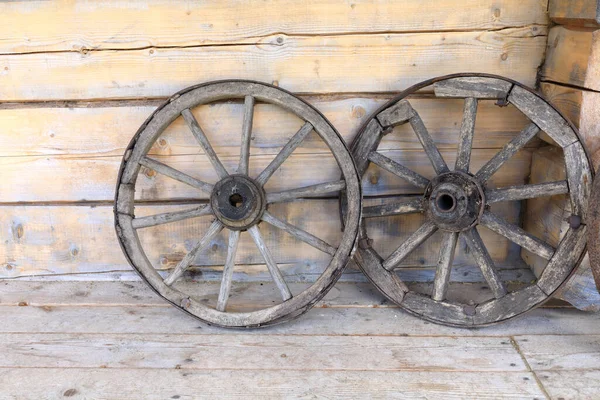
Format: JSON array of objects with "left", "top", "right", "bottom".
[
  {"left": 528, "top": 0, "right": 600, "bottom": 310},
  {"left": 542, "top": 0, "right": 600, "bottom": 165}
]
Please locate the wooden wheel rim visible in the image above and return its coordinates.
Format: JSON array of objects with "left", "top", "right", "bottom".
[
  {"left": 588, "top": 166, "right": 600, "bottom": 292},
  {"left": 348, "top": 73, "right": 592, "bottom": 327},
  {"left": 114, "top": 80, "right": 361, "bottom": 328}
]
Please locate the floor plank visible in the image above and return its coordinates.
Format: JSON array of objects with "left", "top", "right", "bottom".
[
  {"left": 0, "top": 333, "right": 525, "bottom": 372},
  {"left": 515, "top": 335, "right": 600, "bottom": 371},
  {"left": 0, "top": 369, "right": 546, "bottom": 400},
  {"left": 538, "top": 370, "right": 600, "bottom": 400},
  {"left": 1, "top": 304, "right": 598, "bottom": 336}
]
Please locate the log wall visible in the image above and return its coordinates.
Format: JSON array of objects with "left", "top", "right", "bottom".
[{"left": 1, "top": 1, "right": 549, "bottom": 281}]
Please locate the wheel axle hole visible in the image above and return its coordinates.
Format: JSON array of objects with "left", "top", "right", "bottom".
[
  {"left": 229, "top": 193, "right": 244, "bottom": 208},
  {"left": 436, "top": 193, "right": 455, "bottom": 212}
]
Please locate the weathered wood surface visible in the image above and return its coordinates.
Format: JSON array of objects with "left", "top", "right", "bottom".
[
  {"left": 0, "top": 294, "right": 597, "bottom": 337},
  {"left": 549, "top": 0, "right": 600, "bottom": 27},
  {"left": 0, "top": 98, "right": 536, "bottom": 157},
  {"left": 0, "top": 0, "right": 549, "bottom": 54},
  {"left": 0, "top": 333, "right": 526, "bottom": 372},
  {"left": 522, "top": 147, "right": 600, "bottom": 311},
  {"left": 2, "top": 278, "right": 599, "bottom": 399},
  {"left": 541, "top": 82, "right": 600, "bottom": 167},
  {"left": 542, "top": 26, "right": 600, "bottom": 91},
  {"left": 540, "top": 370, "right": 600, "bottom": 400},
  {"left": 433, "top": 77, "right": 512, "bottom": 99},
  {"left": 0, "top": 148, "right": 533, "bottom": 202},
  {"left": 0, "top": 369, "right": 546, "bottom": 400},
  {"left": 517, "top": 334, "right": 600, "bottom": 370},
  {"left": 1, "top": 201, "right": 525, "bottom": 278},
  {"left": 0, "top": 27, "right": 546, "bottom": 101}
]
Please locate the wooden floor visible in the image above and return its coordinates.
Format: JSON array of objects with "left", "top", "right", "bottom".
[{"left": 1, "top": 280, "right": 599, "bottom": 399}]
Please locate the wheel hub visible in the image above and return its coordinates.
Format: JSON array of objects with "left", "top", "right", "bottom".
[
  {"left": 210, "top": 175, "right": 266, "bottom": 230},
  {"left": 424, "top": 171, "right": 485, "bottom": 232}
]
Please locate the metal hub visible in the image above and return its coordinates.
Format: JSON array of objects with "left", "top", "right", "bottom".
[
  {"left": 210, "top": 175, "right": 266, "bottom": 230},
  {"left": 424, "top": 171, "right": 485, "bottom": 232}
]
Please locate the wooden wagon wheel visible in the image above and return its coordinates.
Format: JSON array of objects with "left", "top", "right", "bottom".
[
  {"left": 589, "top": 166, "right": 600, "bottom": 292},
  {"left": 347, "top": 73, "right": 592, "bottom": 327},
  {"left": 114, "top": 80, "right": 361, "bottom": 328}
]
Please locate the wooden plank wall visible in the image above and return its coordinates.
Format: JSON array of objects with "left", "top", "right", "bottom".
[
  {"left": 541, "top": 0, "right": 600, "bottom": 166},
  {"left": 0, "top": 1, "right": 549, "bottom": 281},
  {"left": 525, "top": 0, "right": 600, "bottom": 310}
]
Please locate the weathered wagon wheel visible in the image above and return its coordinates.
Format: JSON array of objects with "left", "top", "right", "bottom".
[
  {"left": 589, "top": 166, "right": 600, "bottom": 292},
  {"left": 114, "top": 80, "right": 361, "bottom": 328},
  {"left": 347, "top": 73, "right": 592, "bottom": 327}
]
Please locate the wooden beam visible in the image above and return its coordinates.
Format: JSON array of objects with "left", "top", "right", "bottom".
[
  {"left": 542, "top": 26, "right": 600, "bottom": 91},
  {"left": 0, "top": 0, "right": 549, "bottom": 54},
  {"left": 0, "top": 28, "right": 546, "bottom": 101},
  {"left": 549, "top": 0, "right": 600, "bottom": 27}
]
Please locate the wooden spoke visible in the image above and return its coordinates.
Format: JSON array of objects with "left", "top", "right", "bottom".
[
  {"left": 486, "top": 181, "right": 569, "bottom": 203},
  {"left": 256, "top": 122, "right": 313, "bottom": 185},
  {"left": 409, "top": 113, "right": 449, "bottom": 174},
  {"left": 454, "top": 98, "right": 478, "bottom": 173},
  {"left": 238, "top": 95, "right": 255, "bottom": 175},
  {"left": 432, "top": 231, "right": 459, "bottom": 301},
  {"left": 132, "top": 205, "right": 212, "bottom": 229},
  {"left": 216, "top": 230, "right": 241, "bottom": 312},
  {"left": 266, "top": 180, "right": 346, "bottom": 203},
  {"left": 164, "top": 220, "right": 224, "bottom": 286},
  {"left": 368, "top": 151, "right": 429, "bottom": 190},
  {"left": 475, "top": 122, "right": 539, "bottom": 182},
  {"left": 248, "top": 225, "right": 293, "bottom": 301},
  {"left": 383, "top": 220, "right": 438, "bottom": 271},
  {"left": 262, "top": 211, "right": 336, "bottom": 256},
  {"left": 362, "top": 197, "right": 423, "bottom": 218},
  {"left": 480, "top": 211, "right": 555, "bottom": 260},
  {"left": 139, "top": 157, "right": 214, "bottom": 194},
  {"left": 462, "top": 228, "right": 507, "bottom": 299},
  {"left": 181, "top": 108, "right": 229, "bottom": 179}
]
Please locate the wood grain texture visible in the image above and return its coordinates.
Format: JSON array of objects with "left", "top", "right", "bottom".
[
  {"left": 542, "top": 25, "right": 600, "bottom": 91},
  {"left": 0, "top": 333, "right": 526, "bottom": 372},
  {"left": 0, "top": 98, "right": 536, "bottom": 158},
  {"left": 1, "top": 201, "right": 523, "bottom": 278},
  {"left": 0, "top": 148, "right": 533, "bottom": 202},
  {"left": 541, "top": 82, "right": 600, "bottom": 167},
  {"left": 0, "top": 369, "right": 546, "bottom": 400},
  {"left": 549, "top": 0, "right": 600, "bottom": 27},
  {"left": 515, "top": 334, "right": 600, "bottom": 371},
  {"left": 539, "top": 370, "right": 600, "bottom": 399},
  {"left": 0, "top": 0, "right": 549, "bottom": 54},
  {"left": 522, "top": 146, "right": 600, "bottom": 311},
  {"left": 0, "top": 27, "right": 546, "bottom": 101},
  {"left": 1, "top": 301, "right": 599, "bottom": 336}
]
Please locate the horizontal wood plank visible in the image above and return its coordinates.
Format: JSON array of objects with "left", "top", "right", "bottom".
[
  {"left": 0, "top": 303, "right": 598, "bottom": 336},
  {"left": 539, "top": 370, "right": 600, "bottom": 399},
  {"left": 0, "top": 333, "right": 526, "bottom": 372},
  {"left": 0, "top": 201, "right": 523, "bottom": 278},
  {"left": 0, "top": 0, "right": 549, "bottom": 54},
  {"left": 0, "top": 28, "right": 546, "bottom": 100},
  {"left": 0, "top": 149, "right": 533, "bottom": 202},
  {"left": 542, "top": 25, "right": 600, "bottom": 91},
  {"left": 0, "top": 98, "right": 535, "bottom": 158},
  {"left": 0, "top": 368, "right": 545, "bottom": 399},
  {"left": 515, "top": 334, "right": 600, "bottom": 371}
]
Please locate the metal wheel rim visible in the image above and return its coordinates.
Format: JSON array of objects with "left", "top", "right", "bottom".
[
  {"left": 114, "top": 80, "right": 361, "bottom": 328},
  {"left": 347, "top": 73, "right": 592, "bottom": 327}
]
